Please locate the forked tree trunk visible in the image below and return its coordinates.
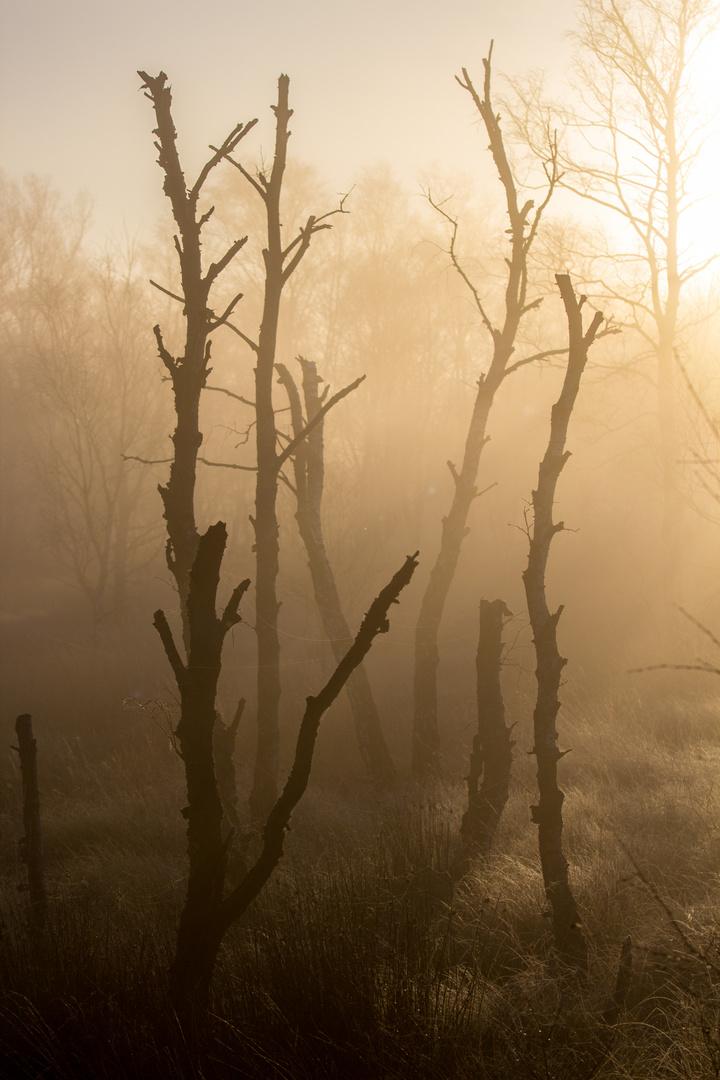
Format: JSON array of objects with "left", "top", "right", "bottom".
[
  {"left": 154, "top": 524, "right": 249, "bottom": 1027},
  {"left": 459, "top": 598, "right": 513, "bottom": 858},
  {"left": 412, "top": 45, "right": 560, "bottom": 776},
  {"left": 14, "top": 714, "right": 46, "bottom": 931},
  {"left": 522, "top": 274, "right": 604, "bottom": 971},
  {"left": 277, "top": 358, "right": 397, "bottom": 785},
  {"left": 162, "top": 552, "right": 418, "bottom": 1035}
]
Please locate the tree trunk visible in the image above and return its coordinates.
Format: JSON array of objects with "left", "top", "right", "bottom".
[
  {"left": 14, "top": 714, "right": 46, "bottom": 931},
  {"left": 522, "top": 274, "right": 603, "bottom": 971},
  {"left": 154, "top": 524, "right": 248, "bottom": 1027},
  {"left": 413, "top": 381, "right": 497, "bottom": 775},
  {"left": 459, "top": 599, "right": 513, "bottom": 858},
  {"left": 411, "top": 45, "right": 560, "bottom": 777},
  {"left": 139, "top": 70, "right": 255, "bottom": 648},
  {"left": 213, "top": 700, "right": 244, "bottom": 834},
  {"left": 277, "top": 358, "right": 396, "bottom": 785},
  {"left": 250, "top": 183, "right": 285, "bottom": 818},
  {"left": 140, "top": 69, "right": 258, "bottom": 1045},
  {"left": 245, "top": 77, "right": 341, "bottom": 818},
  {"left": 162, "top": 551, "right": 418, "bottom": 1028}
]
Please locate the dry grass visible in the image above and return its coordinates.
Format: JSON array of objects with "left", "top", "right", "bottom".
[{"left": 1, "top": 686, "right": 720, "bottom": 1077}]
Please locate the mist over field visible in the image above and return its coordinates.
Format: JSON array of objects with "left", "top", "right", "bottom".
[{"left": 1, "top": 1, "right": 720, "bottom": 1076}]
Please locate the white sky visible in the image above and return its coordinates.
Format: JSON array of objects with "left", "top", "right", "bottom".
[{"left": 0, "top": 0, "right": 577, "bottom": 239}]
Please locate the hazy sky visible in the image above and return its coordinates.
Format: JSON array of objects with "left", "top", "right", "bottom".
[{"left": 0, "top": 0, "right": 577, "bottom": 238}]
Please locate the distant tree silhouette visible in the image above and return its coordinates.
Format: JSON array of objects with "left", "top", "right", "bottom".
[{"left": 277, "top": 356, "right": 397, "bottom": 785}]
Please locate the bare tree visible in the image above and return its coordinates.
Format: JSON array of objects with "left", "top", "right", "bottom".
[
  {"left": 412, "top": 44, "right": 561, "bottom": 776},
  {"left": 138, "top": 72, "right": 420, "bottom": 1042},
  {"left": 513, "top": 0, "right": 718, "bottom": 621},
  {"left": 0, "top": 178, "right": 165, "bottom": 633},
  {"left": 276, "top": 356, "right": 397, "bottom": 784},
  {"left": 523, "top": 274, "right": 604, "bottom": 970},
  {"left": 138, "top": 69, "right": 257, "bottom": 640},
  {"left": 218, "top": 77, "right": 347, "bottom": 818},
  {"left": 158, "top": 542, "right": 417, "bottom": 1036}
]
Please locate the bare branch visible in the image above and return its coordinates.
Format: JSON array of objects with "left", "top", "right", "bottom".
[
  {"left": 205, "top": 385, "right": 256, "bottom": 409},
  {"left": 275, "top": 374, "right": 366, "bottom": 469},
  {"left": 205, "top": 235, "right": 249, "bottom": 288},
  {"left": 222, "top": 321, "right": 259, "bottom": 353},
  {"left": 198, "top": 456, "right": 257, "bottom": 472},
  {"left": 153, "top": 608, "right": 186, "bottom": 685},
  {"left": 122, "top": 454, "right": 173, "bottom": 466},
  {"left": 221, "top": 577, "right": 251, "bottom": 630},
  {"left": 191, "top": 117, "right": 259, "bottom": 201},
  {"left": 150, "top": 279, "right": 185, "bottom": 305},
  {"left": 209, "top": 291, "right": 245, "bottom": 331}
]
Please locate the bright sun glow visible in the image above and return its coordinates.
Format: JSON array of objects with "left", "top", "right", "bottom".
[{"left": 680, "top": 22, "right": 720, "bottom": 267}]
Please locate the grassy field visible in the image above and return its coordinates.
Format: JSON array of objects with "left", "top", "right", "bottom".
[{"left": 1, "top": 685, "right": 720, "bottom": 1078}]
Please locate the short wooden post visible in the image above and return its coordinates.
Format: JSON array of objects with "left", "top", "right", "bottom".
[{"left": 14, "top": 714, "right": 47, "bottom": 930}]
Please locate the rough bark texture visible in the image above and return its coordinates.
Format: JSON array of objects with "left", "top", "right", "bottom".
[
  {"left": 14, "top": 714, "right": 46, "bottom": 931},
  {"left": 459, "top": 599, "right": 513, "bottom": 858},
  {"left": 223, "top": 78, "right": 343, "bottom": 819},
  {"left": 154, "top": 524, "right": 249, "bottom": 1027},
  {"left": 412, "top": 45, "right": 559, "bottom": 776},
  {"left": 160, "top": 551, "right": 418, "bottom": 1027},
  {"left": 139, "top": 73, "right": 258, "bottom": 1041},
  {"left": 277, "top": 358, "right": 396, "bottom": 785},
  {"left": 522, "top": 273, "right": 603, "bottom": 971},
  {"left": 138, "top": 70, "right": 255, "bottom": 645}
]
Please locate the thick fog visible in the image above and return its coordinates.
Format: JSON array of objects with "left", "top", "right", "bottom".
[{"left": 2, "top": 2, "right": 720, "bottom": 1075}]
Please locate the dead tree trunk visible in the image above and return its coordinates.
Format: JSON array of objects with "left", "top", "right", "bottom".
[
  {"left": 138, "top": 70, "right": 256, "bottom": 644},
  {"left": 459, "top": 599, "right": 513, "bottom": 858},
  {"left": 138, "top": 71, "right": 259, "bottom": 1032},
  {"left": 412, "top": 44, "right": 560, "bottom": 777},
  {"left": 220, "top": 77, "right": 346, "bottom": 819},
  {"left": 13, "top": 714, "right": 46, "bottom": 931},
  {"left": 153, "top": 524, "right": 250, "bottom": 1022},
  {"left": 163, "top": 552, "right": 418, "bottom": 1033},
  {"left": 522, "top": 273, "right": 604, "bottom": 971},
  {"left": 276, "top": 357, "right": 397, "bottom": 785}
]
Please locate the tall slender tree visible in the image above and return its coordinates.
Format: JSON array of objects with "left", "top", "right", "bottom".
[
  {"left": 412, "top": 45, "right": 561, "bottom": 776},
  {"left": 219, "top": 77, "right": 347, "bottom": 817},
  {"left": 523, "top": 274, "right": 604, "bottom": 970},
  {"left": 139, "top": 70, "right": 257, "bottom": 639}
]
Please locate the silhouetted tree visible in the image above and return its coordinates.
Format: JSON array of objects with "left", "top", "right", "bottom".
[
  {"left": 219, "top": 77, "right": 348, "bottom": 819},
  {"left": 138, "top": 69, "right": 256, "bottom": 639},
  {"left": 523, "top": 273, "right": 604, "bottom": 970},
  {"left": 413, "top": 44, "right": 561, "bottom": 776},
  {"left": 158, "top": 538, "right": 417, "bottom": 1037},
  {"left": 141, "top": 70, "right": 419, "bottom": 1041},
  {"left": 277, "top": 356, "right": 397, "bottom": 784}
]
